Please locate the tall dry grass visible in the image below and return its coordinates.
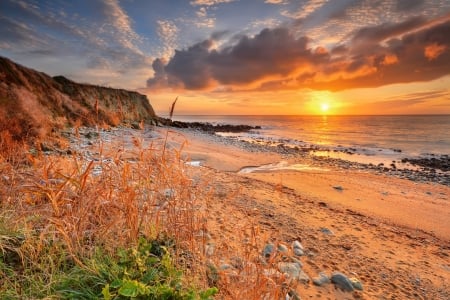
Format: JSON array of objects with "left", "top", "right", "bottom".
[{"left": 1, "top": 126, "right": 295, "bottom": 299}]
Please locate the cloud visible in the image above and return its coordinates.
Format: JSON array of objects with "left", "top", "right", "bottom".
[
  {"left": 156, "top": 20, "right": 179, "bottom": 58},
  {"left": 264, "top": 0, "right": 288, "bottom": 4},
  {"left": 281, "top": 0, "right": 329, "bottom": 19},
  {"left": 351, "top": 16, "right": 426, "bottom": 43},
  {"left": 148, "top": 27, "right": 326, "bottom": 90},
  {"left": 395, "top": 0, "right": 425, "bottom": 11},
  {"left": 147, "top": 16, "right": 450, "bottom": 92},
  {"left": 311, "top": 19, "right": 450, "bottom": 90},
  {"left": 424, "top": 43, "right": 447, "bottom": 60},
  {"left": 190, "top": 0, "right": 235, "bottom": 6},
  {"left": 99, "top": 0, "right": 143, "bottom": 55}
]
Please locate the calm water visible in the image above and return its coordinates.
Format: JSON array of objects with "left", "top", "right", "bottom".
[{"left": 173, "top": 115, "right": 450, "bottom": 165}]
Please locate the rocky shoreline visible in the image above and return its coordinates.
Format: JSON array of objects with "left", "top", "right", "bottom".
[
  {"left": 156, "top": 117, "right": 261, "bottom": 133},
  {"left": 168, "top": 125, "right": 450, "bottom": 187},
  {"left": 43, "top": 122, "right": 450, "bottom": 187}
]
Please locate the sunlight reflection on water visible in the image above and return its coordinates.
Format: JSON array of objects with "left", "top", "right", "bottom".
[{"left": 238, "top": 161, "right": 329, "bottom": 174}]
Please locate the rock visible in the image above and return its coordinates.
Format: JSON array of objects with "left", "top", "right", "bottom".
[
  {"left": 286, "top": 289, "right": 301, "bottom": 300},
  {"left": 230, "top": 256, "right": 244, "bottom": 270},
  {"left": 278, "top": 262, "right": 310, "bottom": 283},
  {"left": 349, "top": 277, "right": 363, "bottom": 291},
  {"left": 220, "top": 264, "right": 232, "bottom": 270},
  {"left": 313, "top": 272, "right": 330, "bottom": 286},
  {"left": 297, "top": 269, "right": 311, "bottom": 284},
  {"left": 292, "top": 240, "right": 305, "bottom": 256},
  {"left": 263, "top": 243, "right": 275, "bottom": 259},
  {"left": 286, "top": 256, "right": 303, "bottom": 268},
  {"left": 292, "top": 240, "right": 304, "bottom": 250},
  {"left": 278, "top": 243, "right": 289, "bottom": 253},
  {"left": 333, "top": 185, "right": 343, "bottom": 191},
  {"left": 320, "top": 227, "right": 334, "bottom": 235},
  {"left": 331, "top": 272, "right": 355, "bottom": 292},
  {"left": 163, "top": 188, "right": 175, "bottom": 198},
  {"left": 205, "top": 243, "right": 215, "bottom": 256},
  {"left": 278, "top": 262, "right": 300, "bottom": 279},
  {"left": 131, "top": 121, "right": 143, "bottom": 130},
  {"left": 206, "top": 264, "right": 219, "bottom": 286}
]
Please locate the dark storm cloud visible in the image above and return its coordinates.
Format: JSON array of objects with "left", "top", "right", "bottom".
[
  {"left": 148, "top": 27, "right": 327, "bottom": 89},
  {"left": 147, "top": 16, "right": 450, "bottom": 91},
  {"left": 209, "top": 28, "right": 316, "bottom": 84},
  {"left": 312, "top": 19, "right": 450, "bottom": 91}
]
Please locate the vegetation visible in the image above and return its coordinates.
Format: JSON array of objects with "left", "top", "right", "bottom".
[
  {"left": 0, "top": 125, "right": 297, "bottom": 299},
  {"left": 0, "top": 131, "right": 216, "bottom": 299}
]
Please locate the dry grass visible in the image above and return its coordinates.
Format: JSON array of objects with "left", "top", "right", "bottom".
[{"left": 0, "top": 127, "right": 294, "bottom": 299}]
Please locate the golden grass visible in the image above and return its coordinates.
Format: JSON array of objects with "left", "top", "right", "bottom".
[{"left": 0, "top": 127, "right": 294, "bottom": 299}]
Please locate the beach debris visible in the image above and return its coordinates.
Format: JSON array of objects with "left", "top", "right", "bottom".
[
  {"left": 313, "top": 272, "right": 331, "bottom": 286},
  {"left": 333, "top": 185, "right": 344, "bottom": 191},
  {"left": 292, "top": 240, "right": 305, "bottom": 256},
  {"left": 331, "top": 272, "right": 355, "bottom": 292}
]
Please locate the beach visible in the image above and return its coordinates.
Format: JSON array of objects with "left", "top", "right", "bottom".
[{"left": 157, "top": 126, "right": 450, "bottom": 299}]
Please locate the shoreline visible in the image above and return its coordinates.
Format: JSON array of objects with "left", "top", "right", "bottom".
[
  {"left": 160, "top": 123, "right": 450, "bottom": 186},
  {"left": 159, "top": 126, "right": 450, "bottom": 299},
  {"left": 161, "top": 127, "right": 450, "bottom": 240}
]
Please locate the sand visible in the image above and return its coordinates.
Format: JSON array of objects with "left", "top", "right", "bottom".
[{"left": 159, "top": 127, "right": 450, "bottom": 299}]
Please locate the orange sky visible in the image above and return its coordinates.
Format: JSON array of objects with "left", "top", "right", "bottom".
[
  {"left": 143, "top": 13, "right": 450, "bottom": 116},
  {"left": 145, "top": 74, "right": 450, "bottom": 116},
  {"left": 2, "top": 0, "right": 449, "bottom": 115}
]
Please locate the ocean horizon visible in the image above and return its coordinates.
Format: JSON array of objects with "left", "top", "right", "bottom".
[{"left": 171, "top": 114, "right": 450, "bottom": 168}]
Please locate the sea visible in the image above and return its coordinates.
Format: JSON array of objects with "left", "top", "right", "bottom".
[{"left": 172, "top": 115, "right": 450, "bottom": 169}]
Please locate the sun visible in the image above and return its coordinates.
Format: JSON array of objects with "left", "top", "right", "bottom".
[{"left": 320, "top": 103, "right": 330, "bottom": 113}]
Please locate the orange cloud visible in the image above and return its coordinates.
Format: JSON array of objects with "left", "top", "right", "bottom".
[
  {"left": 147, "top": 18, "right": 450, "bottom": 92},
  {"left": 424, "top": 43, "right": 447, "bottom": 61},
  {"left": 381, "top": 54, "right": 399, "bottom": 66}
]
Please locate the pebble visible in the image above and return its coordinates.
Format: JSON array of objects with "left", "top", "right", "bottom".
[
  {"left": 331, "top": 272, "right": 355, "bottom": 292},
  {"left": 263, "top": 243, "right": 275, "bottom": 259},
  {"left": 278, "top": 262, "right": 310, "bottom": 283},
  {"left": 292, "top": 240, "right": 305, "bottom": 256},
  {"left": 333, "top": 185, "right": 344, "bottom": 191},
  {"left": 278, "top": 243, "right": 289, "bottom": 253},
  {"left": 349, "top": 277, "right": 363, "bottom": 291},
  {"left": 205, "top": 243, "right": 215, "bottom": 256},
  {"left": 313, "top": 272, "right": 330, "bottom": 286},
  {"left": 320, "top": 227, "right": 334, "bottom": 235}
]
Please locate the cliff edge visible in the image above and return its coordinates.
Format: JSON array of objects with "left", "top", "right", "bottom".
[{"left": 0, "top": 56, "right": 156, "bottom": 142}]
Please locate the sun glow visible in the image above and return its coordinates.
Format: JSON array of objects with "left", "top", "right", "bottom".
[{"left": 320, "top": 103, "right": 330, "bottom": 112}]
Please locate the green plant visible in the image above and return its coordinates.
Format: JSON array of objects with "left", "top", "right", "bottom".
[{"left": 56, "top": 237, "right": 217, "bottom": 299}]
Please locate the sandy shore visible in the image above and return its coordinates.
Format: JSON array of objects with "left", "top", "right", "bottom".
[{"left": 160, "top": 127, "right": 450, "bottom": 299}]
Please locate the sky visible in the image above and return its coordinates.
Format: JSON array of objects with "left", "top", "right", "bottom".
[{"left": 1, "top": 0, "right": 450, "bottom": 115}]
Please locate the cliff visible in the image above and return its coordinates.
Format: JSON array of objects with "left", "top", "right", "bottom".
[{"left": 0, "top": 56, "right": 156, "bottom": 142}]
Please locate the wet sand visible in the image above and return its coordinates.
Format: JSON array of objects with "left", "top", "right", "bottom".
[{"left": 161, "top": 127, "right": 450, "bottom": 299}]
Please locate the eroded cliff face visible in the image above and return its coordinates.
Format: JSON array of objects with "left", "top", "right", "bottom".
[{"left": 0, "top": 56, "right": 156, "bottom": 142}]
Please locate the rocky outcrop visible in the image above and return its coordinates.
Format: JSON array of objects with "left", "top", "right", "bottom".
[
  {"left": 0, "top": 56, "right": 156, "bottom": 142},
  {"left": 157, "top": 118, "right": 261, "bottom": 133}
]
